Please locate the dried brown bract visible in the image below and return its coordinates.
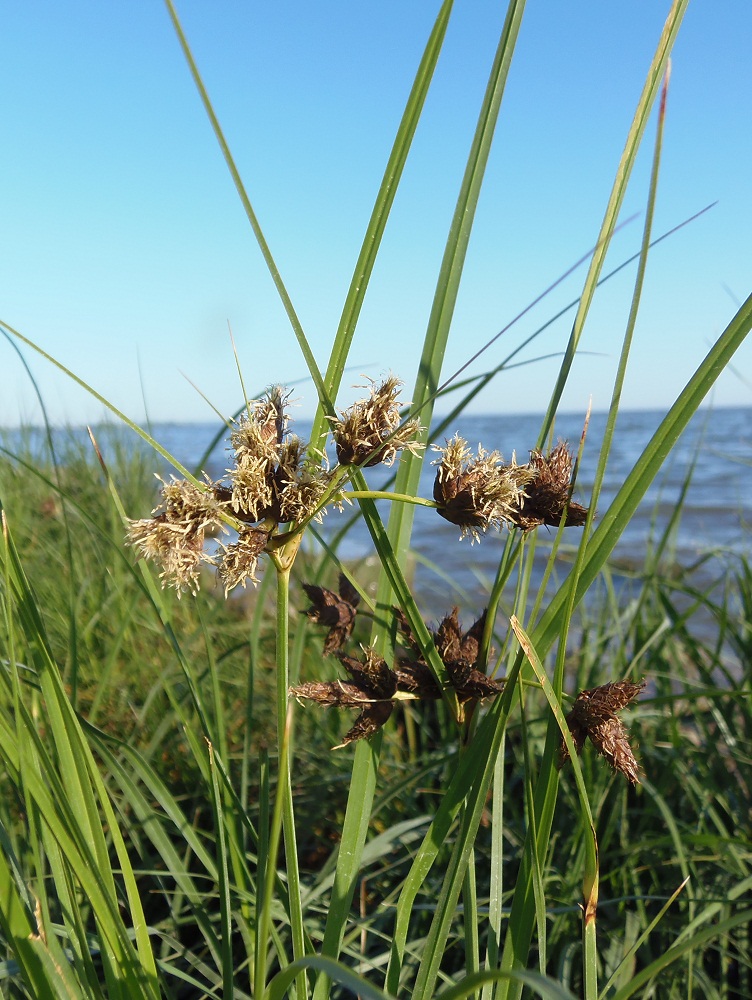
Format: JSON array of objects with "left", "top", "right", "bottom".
[
  {"left": 432, "top": 436, "right": 534, "bottom": 541},
  {"left": 513, "top": 442, "right": 588, "bottom": 531},
  {"left": 330, "top": 375, "right": 423, "bottom": 467},
  {"left": 559, "top": 679, "right": 646, "bottom": 784},
  {"left": 302, "top": 574, "right": 361, "bottom": 655}
]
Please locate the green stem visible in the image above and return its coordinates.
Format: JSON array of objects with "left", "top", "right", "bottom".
[
  {"left": 276, "top": 568, "right": 307, "bottom": 999},
  {"left": 462, "top": 844, "right": 480, "bottom": 997},
  {"left": 255, "top": 566, "right": 306, "bottom": 999}
]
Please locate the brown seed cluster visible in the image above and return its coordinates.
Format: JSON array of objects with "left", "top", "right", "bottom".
[
  {"left": 559, "top": 679, "right": 646, "bottom": 784},
  {"left": 292, "top": 598, "right": 503, "bottom": 747},
  {"left": 329, "top": 376, "right": 423, "bottom": 468},
  {"left": 302, "top": 574, "right": 361, "bottom": 656},
  {"left": 433, "top": 438, "right": 588, "bottom": 539},
  {"left": 516, "top": 443, "right": 588, "bottom": 531},
  {"left": 432, "top": 436, "right": 533, "bottom": 541}
]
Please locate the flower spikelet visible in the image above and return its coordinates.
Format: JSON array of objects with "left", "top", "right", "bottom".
[
  {"left": 290, "top": 648, "right": 397, "bottom": 747},
  {"left": 278, "top": 461, "right": 332, "bottom": 525},
  {"left": 433, "top": 608, "right": 502, "bottom": 701},
  {"left": 330, "top": 375, "right": 422, "bottom": 467},
  {"left": 559, "top": 679, "right": 646, "bottom": 784},
  {"left": 513, "top": 442, "right": 588, "bottom": 531},
  {"left": 253, "top": 385, "right": 290, "bottom": 448},
  {"left": 126, "top": 477, "right": 223, "bottom": 593},
  {"left": 432, "top": 436, "right": 532, "bottom": 540},
  {"left": 302, "top": 573, "right": 360, "bottom": 655},
  {"left": 217, "top": 528, "right": 268, "bottom": 595},
  {"left": 229, "top": 416, "right": 277, "bottom": 520}
]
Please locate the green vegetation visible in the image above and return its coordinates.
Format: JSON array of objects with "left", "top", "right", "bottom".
[{"left": 1, "top": 0, "right": 751, "bottom": 997}]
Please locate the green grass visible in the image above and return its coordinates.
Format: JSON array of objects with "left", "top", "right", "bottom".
[
  {"left": 1, "top": 416, "right": 750, "bottom": 998},
  {"left": 1, "top": 0, "right": 752, "bottom": 997}
]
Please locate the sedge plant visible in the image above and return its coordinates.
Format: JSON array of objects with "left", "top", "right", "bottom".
[{"left": 1, "top": 0, "right": 752, "bottom": 998}]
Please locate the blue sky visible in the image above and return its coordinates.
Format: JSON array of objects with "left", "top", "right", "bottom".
[{"left": 2, "top": 1, "right": 751, "bottom": 427}]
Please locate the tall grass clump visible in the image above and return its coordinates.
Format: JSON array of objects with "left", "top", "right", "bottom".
[{"left": 1, "top": 0, "right": 752, "bottom": 998}]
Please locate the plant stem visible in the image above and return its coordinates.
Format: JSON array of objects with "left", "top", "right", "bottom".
[{"left": 255, "top": 564, "right": 307, "bottom": 999}]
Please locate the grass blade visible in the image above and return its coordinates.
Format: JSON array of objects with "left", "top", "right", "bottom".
[
  {"left": 161, "top": 0, "right": 328, "bottom": 409},
  {"left": 540, "top": 0, "right": 689, "bottom": 439},
  {"left": 310, "top": 0, "right": 456, "bottom": 448}
]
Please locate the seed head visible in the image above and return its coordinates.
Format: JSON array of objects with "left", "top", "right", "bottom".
[
  {"left": 302, "top": 573, "right": 360, "bottom": 655},
  {"left": 432, "top": 436, "right": 534, "bottom": 541},
  {"left": 292, "top": 602, "right": 505, "bottom": 746},
  {"left": 126, "top": 477, "right": 224, "bottom": 594},
  {"left": 559, "top": 679, "right": 646, "bottom": 784},
  {"left": 513, "top": 442, "right": 588, "bottom": 531},
  {"left": 290, "top": 648, "right": 397, "bottom": 747},
  {"left": 217, "top": 527, "right": 269, "bottom": 595},
  {"left": 397, "top": 606, "right": 503, "bottom": 702},
  {"left": 330, "top": 375, "right": 422, "bottom": 467}
]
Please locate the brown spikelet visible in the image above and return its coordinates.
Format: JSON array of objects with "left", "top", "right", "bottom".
[
  {"left": 559, "top": 679, "right": 646, "bottom": 784},
  {"left": 338, "top": 650, "right": 397, "bottom": 699},
  {"left": 432, "top": 607, "right": 502, "bottom": 702},
  {"left": 290, "top": 648, "right": 398, "bottom": 748},
  {"left": 435, "top": 607, "right": 463, "bottom": 663},
  {"left": 330, "top": 376, "right": 422, "bottom": 467},
  {"left": 393, "top": 607, "right": 422, "bottom": 656},
  {"left": 393, "top": 660, "right": 442, "bottom": 699},
  {"left": 513, "top": 442, "right": 589, "bottom": 531},
  {"left": 302, "top": 573, "right": 360, "bottom": 654},
  {"left": 432, "top": 437, "right": 533, "bottom": 540},
  {"left": 336, "top": 701, "right": 394, "bottom": 747},
  {"left": 289, "top": 680, "right": 373, "bottom": 708}
]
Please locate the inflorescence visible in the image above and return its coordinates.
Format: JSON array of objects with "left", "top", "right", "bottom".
[
  {"left": 127, "top": 378, "right": 422, "bottom": 595},
  {"left": 559, "top": 679, "right": 646, "bottom": 784},
  {"left": 127, "top": 379, "right": 591, "bottom": 595},
  {"left": 293, "top": 591, "right": 503, "bottom": 747},
  {"left": 124, "top": 378, "right": 647, "bottom": 781}
]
